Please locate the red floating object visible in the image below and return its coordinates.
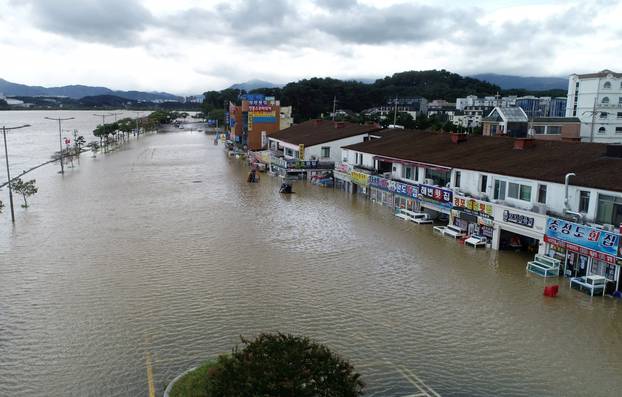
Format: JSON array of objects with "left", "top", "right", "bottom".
[{"left": 543, "top": 285, "right": 559, "bottom": 297}]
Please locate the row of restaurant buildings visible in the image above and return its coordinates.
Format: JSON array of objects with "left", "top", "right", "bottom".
[{"left": 238, "top": 118, "right": 622, "bottom": 297}]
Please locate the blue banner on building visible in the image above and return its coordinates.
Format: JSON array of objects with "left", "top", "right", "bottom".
[
  {"left": 368, "top": 176, "right": 418, "bottom": 199},
  {"left": 545, "top": 218, "right": 620, "bottom": 258}
]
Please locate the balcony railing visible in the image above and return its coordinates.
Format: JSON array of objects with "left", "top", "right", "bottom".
[{"left": 597, "top": 103, "right": 622, "bottom": 109}]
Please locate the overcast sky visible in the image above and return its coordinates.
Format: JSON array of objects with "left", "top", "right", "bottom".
[{"left": 1, "top": 0, "right": 620, "bottom": 94}]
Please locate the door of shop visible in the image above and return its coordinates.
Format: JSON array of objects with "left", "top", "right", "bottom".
[{"left": 565, "top": 251, "right": 589, "bottom": 278}]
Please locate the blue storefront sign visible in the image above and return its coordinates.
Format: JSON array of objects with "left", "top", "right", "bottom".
[
  {"left": 417, "top": 184, "right": 453, "bottom": 209},
  {"left": 545, "top": 218, "right": 620, "bottom": 258},
  {"left": 368, "top": 176, "right": 418, "bottom": 199}
]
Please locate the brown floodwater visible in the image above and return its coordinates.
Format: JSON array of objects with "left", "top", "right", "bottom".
[{"left": 0, "top": 128, "right": 621, "bottom": 396}]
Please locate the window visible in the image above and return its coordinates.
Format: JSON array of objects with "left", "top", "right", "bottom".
[
  {"left": 285, "top": 148, "right": 294, "bottom": 157},
  {"left": 414, "top": 167, "right": 419, "bottom": 182},
  {"left": 579, "top": 191, "right": 590, "bottom": 213},
  {"left": 321, "top": 146, "right": 330, "bottom": 158},
  {"left": 533, "top": 125, "right": 546, "bottom": 134},
  {"left": 494, "top": 180, "right": 506, "bottom": 200},
  {"left": 602, "top": 97, "right": 609, "bottom": 104},
  {"left": 596, "top": 194, "right": 622, "bottom": 225},
  {"left": 455, "top": 171, "right": 461, "bottom": 188},
  {"left": 598, "top": 127, "right": 606, "bottom": 134},
  {"left": 619, "top": 97, "right": 622, "bottom": 104},
  {"left": 402, "top": 166, "right": 413, "bottom": 180},
  {"left": 547, "top": 126, "right": 561, "bottom": 135},
  {"left": 617, "top": 127, "right": 622, "bottom": 134},
  {"left": 425, "top": 169, "right": 450, "bottom": 187},
  {"left": 617, "top": 112, "right": 622, "bottom": 119},
  {"left": 356, "top": 153, "right": 363, "bottom": 165},
  {"left": 537, "top": 184, "right": 547, "bottom": 204},
  {"left": 480, "top": 175, "right": 488, "bottom": 193},
  {"left": 508, "top": 182, "right": 532, "bottom": 201},
  {"left": 600, "top": 112, "right": 608, "bottom": 119},
  {"left": 604, "top": 81, "right": 611, "bottom": 89}
]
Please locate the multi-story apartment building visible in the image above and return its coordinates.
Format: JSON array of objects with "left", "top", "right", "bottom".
[
  {"left": 456, "top": 95, "right": 517, "bottom": 110},
  {"left": 457, "top": 95, "right": 567, "bottom": 118},
  {"left": 566, "top": 69, "right": 622, "bottom": 143},
  {"left": 453, "top": 106, "right": 493, "bottom": 128},
  {"left": 336, "top": 132, "right": 622, "bottom": 295},
  {"left": 363, "top": 97, "right": 428, "bottom": 121}
]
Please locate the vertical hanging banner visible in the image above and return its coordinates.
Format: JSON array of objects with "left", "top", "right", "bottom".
[{"left": 298, "top": 144, "right": 305, "bottom": 160}]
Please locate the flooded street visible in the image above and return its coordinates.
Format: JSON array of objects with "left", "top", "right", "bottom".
[{"left": 1, "top": 129, "right": 621, "bottom": 396}]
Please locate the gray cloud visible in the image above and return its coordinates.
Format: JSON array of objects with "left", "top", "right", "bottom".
[
  {"left": 313, "top": 0, "right": 358, "bottom": 9},
  {"left": 15, "top": 0, "right": 153, "bottom": 46},
  {"left": 315, "top": 3, "right": 470, "bottom": 45}
]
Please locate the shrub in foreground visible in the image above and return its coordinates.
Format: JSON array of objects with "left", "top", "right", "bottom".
[{"left": 171, "top": 333, "right": 364, "bottom": 397}]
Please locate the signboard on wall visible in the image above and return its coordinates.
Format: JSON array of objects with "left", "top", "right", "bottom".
[
  {"left": 298, "top": 144, "right": 305, "bottom": 160},
  {"left": 418, "top": 184, "right": 453, "bottom": 208},
  {"left": 453, "top": 196, "right": 493, "bottom": 219},
  {"left": 351, "top": 171, "right": 370, "bottom": 187},
  {"left": 503, "top": 210, "right": 534, "bottom": 228},
  {"left": 369, "top": 175, "right": 418, "bottom": 199},
  {"left": 545, "top": 217, "right": 620, "bottom": 259}
]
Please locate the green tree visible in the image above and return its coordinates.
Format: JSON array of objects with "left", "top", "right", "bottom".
[
  {"left": 207, "top": 108, "right": 225, "bottom": 127},
  {"left": 442, "top": 120, "right": 455, "bottom": 132},
  {"left": 117, "top": 118, "right": 134, "bottom": 141},
  {"left": 206, "top": 333, "right": 364, "bottom": 396},
  {"left": 11, "top": 178, "right": 38, "bottom": 208}
]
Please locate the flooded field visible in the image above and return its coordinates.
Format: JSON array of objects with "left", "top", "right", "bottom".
[{"left": 0, "top": 128, "right": 621, "bottom": 396}]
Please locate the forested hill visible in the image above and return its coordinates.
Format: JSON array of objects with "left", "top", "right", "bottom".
[{"left": 202, "top": 69, "right": 564, "bottom": 121}]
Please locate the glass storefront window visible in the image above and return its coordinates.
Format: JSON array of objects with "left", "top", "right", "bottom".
[{"left": 590, "top": 260, "right": 617, "bottom": 281}]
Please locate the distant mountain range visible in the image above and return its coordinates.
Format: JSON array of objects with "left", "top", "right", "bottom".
[
  {"left": 228, "top": 79, "right": 282, "bottom": 91},
  {"left": 0, "top": 78, "right": 183, "bottom": 102},
  {"left": 470, "top": 73, "right": 568, "bottom": 91}
]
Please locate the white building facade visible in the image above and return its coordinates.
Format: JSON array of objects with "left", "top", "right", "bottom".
[
  {"left": 339, "top": 135, "right": 622, "bottom": 295},
  {"left": 566, "top": 70, "right": 622, "bottom": 143}
]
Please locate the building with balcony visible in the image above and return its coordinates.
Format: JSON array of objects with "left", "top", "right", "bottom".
[
  {"left": 340, "top": 132, "right": 622, "bottom": 294},
  {"left": 453, "top": 106, "right": 493, "bottom": 129},
  {"left": 566, "top": 69, "right": 622, "bottom": 143}
]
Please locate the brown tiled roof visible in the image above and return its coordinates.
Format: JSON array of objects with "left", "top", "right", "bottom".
[
  {"left": 269, "top": 120, "right": 382, "bottom": 147},
  {"left": 343, "top": 131, "right": 622, "bottom": 192}
]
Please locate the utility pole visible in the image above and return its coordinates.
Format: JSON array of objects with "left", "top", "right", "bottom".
[
  {"left": 331, "top": 96, "right": 337, "bottom": 121},
  {"left": 2, "top": 124, "right": 30, "bottom": 223},
  {"left": 45, "top": 116, "right": 75, "bottom": 174},
  {"left": 393, "top": 96, "right": 398, "bottom": 126}
]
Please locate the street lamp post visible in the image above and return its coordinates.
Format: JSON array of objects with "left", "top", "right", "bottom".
[
  {"left": 45, "top": 116, "right": 75, "bottom": 174},
  {"left": 2, "top": 124, "right": 30, "bottom": 223}
]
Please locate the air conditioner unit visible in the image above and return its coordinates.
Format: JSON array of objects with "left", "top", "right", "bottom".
[{"left": 423, "top": 178, "right": 434, "bottom": 185}]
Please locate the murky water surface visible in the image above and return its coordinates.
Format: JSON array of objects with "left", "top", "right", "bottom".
[{"left": 0, "top": 112, "right": 621, "bottom": 396}]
